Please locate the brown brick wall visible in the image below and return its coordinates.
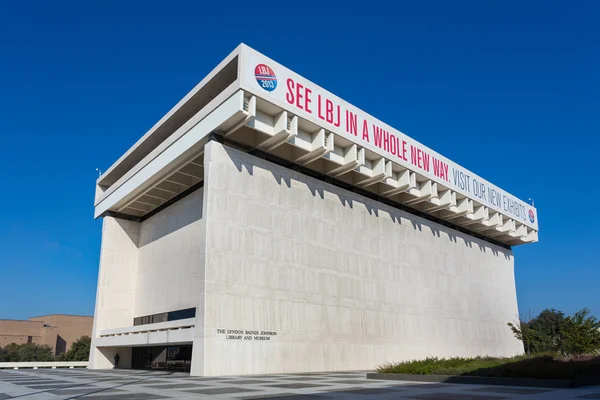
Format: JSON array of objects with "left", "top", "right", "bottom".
[
  {"left": 0, "top": 315, "right": 93, "bottom": 356},
  {"left": 0, "top": 320, "right": 44, "bottom": 348},
  {"left": 30, "top": 315, "right": 93, "bottom": 356}
]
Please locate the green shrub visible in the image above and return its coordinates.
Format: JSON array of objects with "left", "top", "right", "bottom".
[
  {"left": 377, "top": 308, "right": 600, "bottom": 380},
  {"left": 376, "top": 353, "right": 600, "bottom": 380},
  {"left": 57, "top": 335, "right": 91, "bottom": 361},
  {"left": 0, "top": 343, "right": 54, "bottom": 362},
  {"left": 507, "top": 309, "right": 566, "bottom": 354},
  {"left": 378, "top": 357, "right": 501, "bottom": 375},
  {"left": 559, "top": 308, "right": 600, "bottom": 356},
  {"left": 508, "top": 308, "right": 600, "bottom": 357}
]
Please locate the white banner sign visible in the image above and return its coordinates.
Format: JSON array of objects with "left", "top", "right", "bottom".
[{"left": 240, "top": 47, "right": 538, "bottom": 230}]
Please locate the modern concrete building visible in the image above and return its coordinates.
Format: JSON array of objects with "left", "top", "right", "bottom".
[
  {"left": 89, "top": 44, "right": 539, "bottom": 376},
  {"left": 0, "top": 314, "right": 93, "bottom": 356}
]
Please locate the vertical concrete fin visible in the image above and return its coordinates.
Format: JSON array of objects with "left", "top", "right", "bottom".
[
  {"left": 326, "top": 144, "right": 363, "bottom": 177},
  {"left": 294, "top": 129, "right": 334, "bottom": 165},
  {"left": 381, "top": 169, "right": 413, "bottom": 196}
]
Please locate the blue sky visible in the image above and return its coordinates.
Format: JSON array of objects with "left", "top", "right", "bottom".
[{"left": 0, "top": 1, "right": 597, "bottom": 320}]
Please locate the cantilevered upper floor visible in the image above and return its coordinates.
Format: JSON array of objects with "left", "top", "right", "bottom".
[{"left": 93, "top": 44, "right": 538, "bottom": 247}]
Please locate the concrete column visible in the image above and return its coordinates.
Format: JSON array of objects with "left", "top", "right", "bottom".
[
  {"left": 89, "top": 217, "right": 140, "bottom": 369},
  {"left": 189, "top": 142, "right": 216, "bottom": 377}
]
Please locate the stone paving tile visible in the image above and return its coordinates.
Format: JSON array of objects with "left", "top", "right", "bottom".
[
  {"left": 465, "top": 386, "right": 552, "bottom": 395},
  {"left": 130, "top": 378, "right": 174, "bottom": 384},
  {"left": 184, "top": 386, "right": 263, "bottom": 395},
  {"left": 326, "top": 386, "right": 404, "bottom": 395},
  {"left": 278, "top": 377, "right": 330, "bottom": 381},
  {"left": 3, "top": 369, "right": 599, "bottom": 399},
  {"left": 48, "top": 387, "right": 119, "bottom": 396},
  {"left": 24, "top": 383, "right": 81, "bottom": 390},
  {"left": 266, "top": 383, "right": 332, "bottom": 389},
  {"left": 21, "top": 381, "right": 73, "bottom": 386},
  {"left": 226, "top": 379, "right": 275, "bottom": 385},
  {"left": 409, "top": 392, "right": 508, "bottom": 400},
  {"left": 395, "top": 383, "right": 454, "bottom": 389},
  {"left": 30, "top": 370, "right": 73, "bottom": 373},
  {"left": 80, "top": 392, "right": 169, "bottom": 399},
  {"left": 25, "top": 379, "right": 76, "bottom": 386},
  {"left": 326, "top": 379, "right": 374, "bottom": 385},
  {"left": 7, "top": 379, "right": 67, "bottom": 384},
  {"left": 0, "top": 378, "right": 54, "bottom": 383},
  {"left": 182, "top": 376, "right": 233, "bottom": 381},
  {"left": 240, "top": 394, "right": 330, "bottom": 400},
  {"left": 95, "top": 377, "right": 144, "bottom": 381},
  {"left": 140, "top": 382, "right": 209, "bottom": 389}
]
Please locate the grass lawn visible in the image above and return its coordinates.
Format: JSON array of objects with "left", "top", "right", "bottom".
[{"left": 377, "top": 354, "right": 600, "bottom": 380}]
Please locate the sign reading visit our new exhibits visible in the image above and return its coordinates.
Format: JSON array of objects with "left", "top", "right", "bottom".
[{"left": 240, "top": 47, "right": 538, "bottom": 231}]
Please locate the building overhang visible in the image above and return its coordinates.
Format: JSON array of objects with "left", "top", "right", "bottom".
[
  {"left": 95, "top": 318, "right": 195, "bottom": 348},
  {"left": 94, "top": 44, "right": 538, "bottom": 247}
]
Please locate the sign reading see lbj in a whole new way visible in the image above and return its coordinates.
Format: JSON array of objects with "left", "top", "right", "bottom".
[{"left": 249, "top": 58, "right": 536, "bottom": 229}]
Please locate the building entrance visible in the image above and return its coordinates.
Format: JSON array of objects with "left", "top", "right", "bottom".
[{"left": 131, "top": 345, "right": 192, "bottom": 372}]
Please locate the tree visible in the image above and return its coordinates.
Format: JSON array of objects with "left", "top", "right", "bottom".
[
  {"left": 559, "top": 308, "right": 600, "bottom": 356},
  {"left": 19, "top": 343, "right": 54, "bottom": 361},
  {"left": 58, "top": 335, "right": 91, "bottom": 361},
  {"left": 509, "top": 308, "right": 600, "bottom": 357},
  {"left": 0, "top": 346, "right": 11, "bottom": 362},
  {"left": 508, "top": 309, "right": 567, "bottom": 354},
  {"left": 529, "top": 309, "right": 565, "bottom": 340},
  {"left": 508, "top": 320, "right": 549, "bottom": 355},
  {"left": 528, "top": 308, "right": 566, "bottom": 351},
  {"left": 0, "top": 343, "right": 54, "bottom": 362}
]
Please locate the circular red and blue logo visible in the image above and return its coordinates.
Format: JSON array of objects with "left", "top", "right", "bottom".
[
  {"left": 528, "top": 210, "right": 535, "bottom": 223},
  {"left": 255, "top": 64, "right": 277, "bottom": 92}
]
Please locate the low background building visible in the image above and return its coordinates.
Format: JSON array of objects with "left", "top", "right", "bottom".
[{"left": 0, "top": 314, "right": 93, "bottom": 356}]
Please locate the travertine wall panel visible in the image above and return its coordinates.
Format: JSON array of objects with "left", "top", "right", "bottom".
[
  {"left": 136, "top": 190, "right": 205, "bottom": 317},
  {"left": 89, "top": 217, "right": 139, "bottom": 369},
  {"left": 200, "top": 142, "right": 522, "bottom": 375}
]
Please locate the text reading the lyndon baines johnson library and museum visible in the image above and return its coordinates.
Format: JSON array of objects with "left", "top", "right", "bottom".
[
  {"left": 217, "top": 329, "right": 278, "bottom": 341},
  {"left": 241, "top": 49, "right": 538, "bottom": 229},
  {"left": 283, "top": 78, "right": 530, "bottom": 225}
]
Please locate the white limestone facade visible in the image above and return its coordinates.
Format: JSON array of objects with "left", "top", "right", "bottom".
[
  {"left": 90, "top": 141, "right": 523, "bottom": 375},
  {"left": 200, "top": 142, "right": 522, "bottom": 375},
  {"left": 89, "top": 44, "right": 535, "bottom": 376},
  {"left": 90, "top": 190, "right": 204, "bottom": 370}
]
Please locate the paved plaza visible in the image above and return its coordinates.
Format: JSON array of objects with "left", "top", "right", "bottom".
[{"left": 1, "top": 369, "right": 600, "bottom": 399}]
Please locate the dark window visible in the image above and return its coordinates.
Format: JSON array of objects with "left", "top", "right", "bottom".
[
  {"left": 132, "top": 344, "right": 192, "bottom": 372},
  {"left": 154, "top": 313, "right": 168, "bottom": 323},
  {"left": 27, "top": 336, "right": 32, "bottom": 343},
  {"left": 134, "top": 308, "right": 196, "bottom": 326},
  {"left": 168, "top": 308, "right": 196, "bottom": 321}
]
